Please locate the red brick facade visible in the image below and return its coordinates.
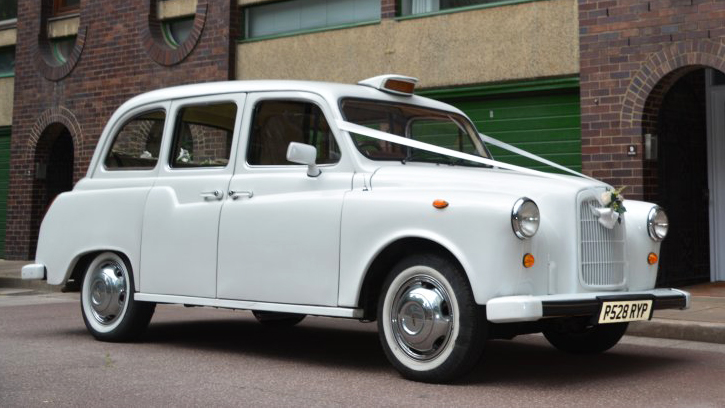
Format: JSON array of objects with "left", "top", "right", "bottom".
[
  {"left": 578, "top": 0, "right": 725, "bottom": 200},
  {"left": 6, "top": 0, "right": 238, "bottom": 259},
  {"left": 381, "top": 0, "right": 397, "bottom": 18}
]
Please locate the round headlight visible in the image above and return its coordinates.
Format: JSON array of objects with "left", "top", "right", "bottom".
[
  {"left": 511, "top": 198, "right": 540, "bottom": 239},
  {"left": 647, "top": 206, "right": 668, "bottom": 242}
]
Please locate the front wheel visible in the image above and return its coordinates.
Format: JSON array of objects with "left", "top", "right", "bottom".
[
  {"left": 543, "top": 322, "right": 628, "bottom": 354},
  {"left": 80, "top": 252, "right": 155, "bottom": 342},
  {"left": 378, "top": 254, "right": 486, "bottom": 383}
]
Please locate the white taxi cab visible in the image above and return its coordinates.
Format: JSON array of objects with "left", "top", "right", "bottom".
[{"left": 22, "top": 75, "right": 689, "bottom": 383}]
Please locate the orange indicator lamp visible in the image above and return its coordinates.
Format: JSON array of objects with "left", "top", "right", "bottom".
[
  {"left": 647, "top": 252, "right": 658, "bottom": 265},
  {"left": 523, "top": 253, "right": 535, "bottom": 268},
  {"left": 433, "top": 199, "right": 449, "bottom": 209}
]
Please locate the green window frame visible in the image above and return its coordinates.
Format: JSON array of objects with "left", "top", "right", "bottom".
[
  {"left": 50, "top": 36, "right": 77, "bottom": 64},
  {"left": 243, "top": 0, "right": 381, "bottom": 41},
  {"left": 0, "top": 46, "right": 14, "bottom": 78},
  {"left": 397, "top": 0, "right": 548, "bottom": 19},
  {"left": 161, "top": 16, "right": 194, "bottom": 49}
]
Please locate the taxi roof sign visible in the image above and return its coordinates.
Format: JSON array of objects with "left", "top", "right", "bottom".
[{"left": 357, "top": 74, "right": 418, "bottom": 96}]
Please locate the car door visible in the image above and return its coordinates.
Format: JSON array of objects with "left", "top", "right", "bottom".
[
  {"left": 140, "top": 94, "right": 246, "bottom": 298},
  {"left": 217, "top": 92, "right": 353, "bottom": 306}
]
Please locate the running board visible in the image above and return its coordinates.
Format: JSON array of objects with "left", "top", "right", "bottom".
[{"left": 134, "top": 293, "right": 364, "bottom": 319}]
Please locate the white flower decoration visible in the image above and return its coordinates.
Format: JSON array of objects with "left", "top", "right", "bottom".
[{"left": 600, "top": 191, "right": 612, "bottom": 206}]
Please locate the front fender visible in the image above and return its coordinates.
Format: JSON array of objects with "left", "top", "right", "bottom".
[{"left": 338, "top": 187, "right": 537, "bottom": 307}]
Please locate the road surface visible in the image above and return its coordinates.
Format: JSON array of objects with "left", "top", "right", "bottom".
[{"left": 1, "top": 289, "right": 724, "bottom": 407}]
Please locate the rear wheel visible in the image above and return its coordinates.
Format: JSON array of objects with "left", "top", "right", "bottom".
[
  {"left": 252, "top": 311, "right": 306, "bottom": 327},
  {"left": 543, "top": 322, "right": 628, "bottom": 354},
  {"left": 80, "top": 252, "right": 155, "bottom": 342},
  {"left": 377, "top": 253, "right": 486, "bottom": 383}
]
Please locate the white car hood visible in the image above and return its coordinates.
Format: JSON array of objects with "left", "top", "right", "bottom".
[{"left": 369, "top": 164, "right": 608, "bottom": 198}]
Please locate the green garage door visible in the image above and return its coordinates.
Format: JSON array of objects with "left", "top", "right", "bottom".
[
  {"left": 0, "top": 127, "right": 9, "bottom": 257},
  {"left": 424, "top": 78, "right": 582, "bottom": 173}
]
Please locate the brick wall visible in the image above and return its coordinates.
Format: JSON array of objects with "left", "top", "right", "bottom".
[
  {"left": 381, "top": 0, "right": 397, "bottom": 18},
  {"left": 7, "top": 0, "right": 236, "bottom": 259},
  {"left": 578, "top": 0, "right": 725, "bottom": 200}
]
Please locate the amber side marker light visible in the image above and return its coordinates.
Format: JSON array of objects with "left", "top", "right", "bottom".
[
  {"left": 433, "top": 199, "right": 449, "bottom": 209},
  {"left": 648, "top": 252, "right": 658, "bottom": 265},
  {"left": 523, "top": 253, "right": 535, "bottom": 268}
]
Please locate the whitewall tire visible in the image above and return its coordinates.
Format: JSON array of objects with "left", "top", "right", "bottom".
[
  {"left": 377, "top": 254, "right": 486, "bottom": 383},
  {"left": 80, "top": 252, "right": 155, "bottom": 342}
]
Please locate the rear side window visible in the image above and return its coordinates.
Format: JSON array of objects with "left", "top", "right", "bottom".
[
  {"left": 104, "top": 110, "right": 166, "bottom": 170},
  {"left": 247, "top": 100, "right": 340, "bottom": 165},
  {"left": 169, "top": 102, "right": 238, "bottom": 168}
]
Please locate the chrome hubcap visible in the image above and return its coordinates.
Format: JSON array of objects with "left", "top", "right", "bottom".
[
  {"left": 88, "top": 261, "right": 127, "bottom": 325},
  {"left": 390, "top": 275, "right": 453, "bottom": 361}
]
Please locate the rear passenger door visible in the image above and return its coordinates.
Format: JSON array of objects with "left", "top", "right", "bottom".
[
  {"left": 140, "top": 94, "right": 245, "bottom": 298},
  {"left": 217, "top": 92, "right": 353, "bottom": 306}
]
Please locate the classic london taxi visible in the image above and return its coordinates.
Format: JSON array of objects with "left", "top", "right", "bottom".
[{"left": 22, "top": 75, "right": 689, "bottom": 383}]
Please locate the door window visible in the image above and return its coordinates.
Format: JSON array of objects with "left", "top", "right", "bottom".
[
  {"left": 169, "top": 102, "right": 238, "bottom": 168},
  {"left": 247, "top": 100, "right": 340, "bottom": 165},
  {"left": 104, "top": 110, "right": 166, "bottom": 170}
]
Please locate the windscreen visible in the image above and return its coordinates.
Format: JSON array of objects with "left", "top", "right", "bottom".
[{"left": 340, "top": 98, "right": 490, "bottom": 166}]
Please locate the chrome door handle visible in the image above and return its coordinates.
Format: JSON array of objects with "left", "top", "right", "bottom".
[
  {"left": 229, "top": 190, "right": 253, "bottom": 200},
  {"left": 200, "top": 189, "right": 223, "bottom": 200}
]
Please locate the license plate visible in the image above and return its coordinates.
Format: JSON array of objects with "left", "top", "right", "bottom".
[{"left": 598, "top": 300, "right": 653, "bottom": 324}]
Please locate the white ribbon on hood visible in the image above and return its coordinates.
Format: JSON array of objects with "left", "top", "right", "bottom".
[
  {"left": 477, "top": 131, "right": 621, "bottom": 228},
  {"left": 477, "top": 133, "right": 597, "bottom": 181},
  {"left": 336, "top": 120, "right": 622, "bottom": 228},
  {"left": 336, "top": 120, "right": 596, "bottom": 182}
]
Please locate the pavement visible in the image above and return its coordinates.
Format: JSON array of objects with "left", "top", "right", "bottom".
[{"left": 1, "top": 259, "right": 724, "bottom": 344}]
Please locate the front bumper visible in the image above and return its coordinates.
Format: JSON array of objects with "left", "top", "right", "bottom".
[{"left": 486, "top": 288, "right": 690, "bottom": 323}]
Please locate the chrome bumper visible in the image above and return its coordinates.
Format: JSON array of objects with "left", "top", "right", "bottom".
[
  {"left": 21, "top": 263, "right": 46, "bottom": 280},
  {"left": 486, "top": 288, "right": 690, "bottom": 323}
]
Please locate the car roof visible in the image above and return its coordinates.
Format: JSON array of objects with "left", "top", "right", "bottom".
[{"left": 119, "top": 79, "right": 466, "bottom": 117}]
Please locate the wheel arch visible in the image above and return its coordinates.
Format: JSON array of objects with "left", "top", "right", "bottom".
[
  {"left": 357, "top": 236, "right": 468, "bottom": 321},
  {"left": 59, "top": 248, "right": 137, "bottom": 292}
]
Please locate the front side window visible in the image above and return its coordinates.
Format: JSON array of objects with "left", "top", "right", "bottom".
[
  {"left": 247, "top": 100, "right": 340, "bottom": 165},
  {"left": 105, "top": 110, "right": 166, "bottom": 170},
  {"left": 169, "top": 102, "right": 237, "bottom": 168},
  {"left": 400, "top": 0, "right": 502, "bottom": 16},
  {"left": 341, "top": 98, "right": 489, "bottom": 166}
]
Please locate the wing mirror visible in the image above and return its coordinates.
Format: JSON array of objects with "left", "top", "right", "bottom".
[{"left": 286, "top": 142, "right": 321, "bottom": 177}]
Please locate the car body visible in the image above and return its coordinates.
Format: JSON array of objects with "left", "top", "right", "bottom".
[{"left": 23, "top": 75, "right": 689, "bottom": 382}]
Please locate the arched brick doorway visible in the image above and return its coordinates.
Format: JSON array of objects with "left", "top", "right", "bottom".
[
  {"left": 614, "top": 39, "right": 725, "bottom": 285},
  {"left": 30, "top": 123, "right": 75, "bottom": 256},
  {"left": 638, "top": 66, "right": 725, "bottom": 286},
  {"left": 642, "top": 68, "right": 708, "bottom": 286}
]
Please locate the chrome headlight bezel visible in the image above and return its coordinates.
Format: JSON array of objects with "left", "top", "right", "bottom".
[
  {"left": 511, "top": 197, "right": 540, "bottom": 239},
  {"left": 647, "top": 206, "right": 668, "bottom": 242}
]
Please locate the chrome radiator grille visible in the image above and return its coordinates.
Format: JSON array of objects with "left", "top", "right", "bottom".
[{"left": 579, "top": 198, "right": 626, "bottom": 287}]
